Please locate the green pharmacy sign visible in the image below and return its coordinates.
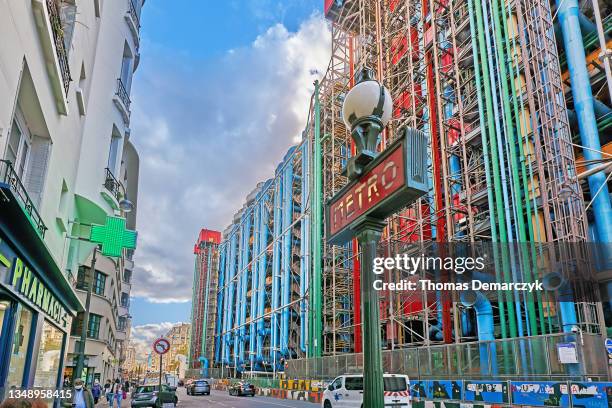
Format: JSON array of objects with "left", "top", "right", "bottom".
[{"left": 89, "top": 216, "right": 137, "bottom": 257}]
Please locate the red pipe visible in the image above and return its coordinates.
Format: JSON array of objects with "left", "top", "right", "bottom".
[{"left": 426, "top": 40, "right": 452, "bottom": 343}]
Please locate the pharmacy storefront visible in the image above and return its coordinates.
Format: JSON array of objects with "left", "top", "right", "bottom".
[{"left": 0, "top": 183, "right": 81, "bottom": 399}]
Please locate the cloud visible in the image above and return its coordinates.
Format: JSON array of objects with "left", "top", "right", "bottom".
[
  {"left": 129, "top": 14, "right": 331, "bottom": 303},
  {"left": 131, "top": 322, "right": 182, "bottom": 359}
]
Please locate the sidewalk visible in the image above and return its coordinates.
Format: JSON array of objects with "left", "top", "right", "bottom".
[{"left": 95, "top": 394, "right": 131, "bottom": 408}]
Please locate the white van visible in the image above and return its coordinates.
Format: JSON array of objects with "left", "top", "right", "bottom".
[{"left": 321, "top": 374, "right": 411, "bottom": 408}]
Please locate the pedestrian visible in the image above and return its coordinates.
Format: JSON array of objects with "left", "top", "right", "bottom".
[
  {"left": 124, "top": 380, "right": 130, "bottom": 394},
  {"left": 108, "top": 378, "right": 123, "bottom": 408},
  {"left": 91, "top": 379, "right": 102, "bottom": 404},
  {"left": 104, "top": 380, "right": 111, "bottom": 402},
  {"left": 62, "top": 378, "right": 94, "bottom": 408}
]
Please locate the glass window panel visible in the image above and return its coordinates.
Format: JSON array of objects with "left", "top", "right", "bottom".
[
  {"left": 6, "top": 305, "right": 33, "bottom": 388},
  {"left": 34, "top": 320, "right": 64, "bottom": 388}
]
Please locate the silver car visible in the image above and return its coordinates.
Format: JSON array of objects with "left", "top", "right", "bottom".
[{"left": 187, "top": 379, "right": 210, "bottom": 396}]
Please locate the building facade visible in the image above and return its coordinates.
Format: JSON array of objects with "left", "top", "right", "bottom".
[
  {"left": 0, "top": 0, "right": 142, "bottom": 394},
  {"left": 188, "top": 229, "right": 221, "bottom": 374},
  {"left": 199, "top": 0, "right": 612, "bottom": 379}
]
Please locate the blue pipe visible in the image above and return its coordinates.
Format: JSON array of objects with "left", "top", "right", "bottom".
[
  {"left": 461, "top": 291, "right": 498, "bottom": 376},
  {"left": 299, "top": 143, "right": 309, "bottom": 353},
  {"left": 225, "top": 231, "right": 238, "bottom": 365},
  {"left": 249, "top": 199, "right": 261, "bottom": 369},
  {"left": 214, "top": 242, "right": 226, "bottom": 364},
  {"left": 270, "top": 176, "right": 283, "bottom": 367},
  {"left": 557, "top": 0, "right": 612, "bottom": 250},
  {"left": 238, "top": 210, "right": 252, "bottom": 369},
  {"left": 233, "top": 215, "right": 244, "bottom": 369},
  {"left": 281, "top": 155, "right": 294, "bottom": 356},
  {"left": 256, "top": 190, "right": 270, "bottom": 365},
  {"left": 200, "top": 358, "right": 209, "bottom": 378}
]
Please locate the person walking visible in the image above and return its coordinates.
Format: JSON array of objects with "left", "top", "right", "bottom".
[
  {"left": 104, "top": 380, "right": 112, "bottom": 402},
  {"left": 108, "top": 379, "right": 123, "bottom": 408},
  {"left": 91, "top": 379, "right": 102, "bottom": 404},
  {"left": 62, "top": 379, "right": 94, "bottom": 408}
]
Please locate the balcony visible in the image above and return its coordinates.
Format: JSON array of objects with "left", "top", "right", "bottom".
[
  {"left": 113, "top": 78, "right": 131, "bottom": 125},
  {"left": 125, "top": 0, "right": 141, "bottom": 45},
  {"left": 32, "top": 0, "right": 72, "bottom": 114},
  {"left": 103, "top": 167, "right": 124, "bottom": 210},
  {"left": 0, "top": 160, "right": 47, "bottom": 238}
]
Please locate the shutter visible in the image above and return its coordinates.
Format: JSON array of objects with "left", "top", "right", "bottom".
[{"left": 25, "top": 136, "right": 52, "bottom": 208}]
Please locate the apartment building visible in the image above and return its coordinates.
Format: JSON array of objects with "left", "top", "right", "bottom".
[{"left": 0, "top": 0, "right": 142, "bottom": 393}]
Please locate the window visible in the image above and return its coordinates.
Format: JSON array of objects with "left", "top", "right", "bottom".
[
  {"left": 6, "top": 112, "right": 31, "bottom": 180},
  {"left": 34, "top": 321, "right": 64, "bottom": 388},
  {"left": 329, "top": 378, "right": 343, "bottom": 391},
  {"left": 120, "top": 293, "right": 129, "bottom": 308},
  {"left": 6, "top": 304, "right": 34, "bottom": 388},
  {"left": 345, "top": 377, "right": 363, "bottom": 391},
  {"left": 93, "top": 271, "right": 106, "bottom": 296},
  {"left": 107, "top": 126, "right": 122, "bottom": 174},
  {"left": 384, "top": 377, "right": 408, "bottom": 392},
  {"left": 118, "top": 317, "right": 127, "bottom": 331},
  {"left": 87, "top": 314, "right": 101, "bottom": 339}
]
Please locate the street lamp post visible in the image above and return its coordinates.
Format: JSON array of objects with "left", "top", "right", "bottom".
[
  {"left": 342, "top": 67, "right": 392, "bottom": 408},
  {"left": 327, "top": 67, "right": 427, "bottom": 408},
  {"left": 74, "top": 246, "right": 98, "bottom": 384}
]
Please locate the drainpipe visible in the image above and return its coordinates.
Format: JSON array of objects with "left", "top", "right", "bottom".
[
  {"left": 461, "top": 291, "right": 498, "bottom": 376},
  {"left": 299, "top": 142, "right": 310, "bottom": 354},
  {"left": 257, "top": 191, "right": 270, "bottom": 365},
  {"left": 249, "top": 198, "right": 261, "bottom": 370},
  {"left": 281, "top": 153, "right": 295, "bottom": 357},
  {"left": 557, "top": 0, "right": 612, "bottom": 249},
  {"left": 233, "top": 213, "right": 245, "bottom": 370},
  {"left": 270, "top": 176, "right": 283, "bottom": 367},
  {"left": 239, "top": 210, "right": 252, "bottom": 368}
]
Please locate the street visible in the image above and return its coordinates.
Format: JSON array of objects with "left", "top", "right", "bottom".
[{"left": 175, "top": 387, "right": 318, "bottom": 408}]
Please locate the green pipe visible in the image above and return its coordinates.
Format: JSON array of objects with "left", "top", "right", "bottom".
[
  {"left": 489, "top": 0, "right": 539, "bottom": 336},
  {"left": 468, "top": 0, "right": 508, "bottom": 340},
  {"left": 310, "top": 80, "right": 323, "bottom": 358},
  {"left": 473, "top": 0, "right": 516, "bottom": 339},
  {"left": 499, "top": 0, "right": 547, "bottom": 335}
]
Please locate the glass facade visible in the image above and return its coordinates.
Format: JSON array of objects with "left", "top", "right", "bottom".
[
  {"left": 33, "top": 320, "right": 64, "bottom": 388},
  {"left": 6, "top": 304, "right": 33, "bottom": 388}
]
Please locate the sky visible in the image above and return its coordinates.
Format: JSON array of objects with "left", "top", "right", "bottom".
[{"left": 128, "top": 0, "right": 331, "bottom": 357}]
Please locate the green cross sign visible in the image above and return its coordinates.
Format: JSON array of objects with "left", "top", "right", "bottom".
[{"left": 89, "top": 216, "right": 137, "bottom": 257}]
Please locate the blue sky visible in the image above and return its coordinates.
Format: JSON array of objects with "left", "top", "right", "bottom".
[{"left": 128, "top": 0, "right": 330, "bottom": 353}]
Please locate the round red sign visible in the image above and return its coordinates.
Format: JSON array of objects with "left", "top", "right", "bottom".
[{"left": 153, "top": 338, "right": 170, "bottom": 355}]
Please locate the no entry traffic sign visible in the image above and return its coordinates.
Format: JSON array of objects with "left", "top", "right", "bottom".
[{"left": 153, "top": 337, "right": 170, "bottom": 355}]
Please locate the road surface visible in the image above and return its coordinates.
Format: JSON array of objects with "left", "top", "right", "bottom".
[{"left": 175, "top": 387, "right": 319, "bottom": 408}]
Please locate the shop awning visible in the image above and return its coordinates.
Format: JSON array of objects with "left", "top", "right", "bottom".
[{"left": 0, "top": 182, "right": 83, "bottom": 315}]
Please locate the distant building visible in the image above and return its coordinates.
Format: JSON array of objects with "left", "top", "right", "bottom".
[{"left": 189, "top": 230, "right": 221, "bottom": 372}]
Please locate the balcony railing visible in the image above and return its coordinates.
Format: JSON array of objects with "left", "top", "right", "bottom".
[
  {"left": 0, "top": 160, "right": 47, "bottom": 238},
  {"left": 104, "top": 168, "right": 124, "bottom": 202},
  {"left": 116, "top": 78, "right": 131, "bottom": 111},
  {"left": 46, "top": 0, "right": 71, "bottom": 95},
  {"left": 127, "top": 0, "right": 140, "bottom": 29}
]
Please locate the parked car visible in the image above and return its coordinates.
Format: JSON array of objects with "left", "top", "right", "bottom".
[
  {"left": 131, "top": 384, "right": 178, "bottom": 408},
  {"left": 228, "top": 381, "right": 255, "bottom": 397},
  {"left": 321, "top": 374, "right": 411, "bottom": 408},
  {"left": 186, "top": 379, "right": 210, "bottom": 396}
]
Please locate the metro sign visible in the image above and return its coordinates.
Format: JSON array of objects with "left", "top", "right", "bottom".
[{"left": 326, "top": 128, "right": 428, "bottom": 245}]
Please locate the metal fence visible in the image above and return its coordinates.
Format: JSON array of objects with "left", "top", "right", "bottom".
[{"left": 286, "top": 333, "right": 609, "bottom": 382}]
